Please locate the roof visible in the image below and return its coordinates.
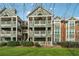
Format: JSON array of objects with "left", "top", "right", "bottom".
[
  {"left": 0, "top": 8, "right": 17, "bottom": 16},
  {"left": 27, "top": 6, "right": 52, "bottom": 17},
  {"left": 54, "top": 16, "right": 61, "bottom": 19},
  {"left": 68, "top": 17, "right": 77, "bottom": 20}
]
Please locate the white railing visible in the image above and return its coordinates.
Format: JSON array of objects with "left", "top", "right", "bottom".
[
  {"left": 1, "top": 31, "right": 16, "bottom": 34},
  {"left": 1, "top": 21, "right": 16, "bottom": 26},
  {"left": 34, "top": 31, "right": 46, "bottom": 37},
  {"left": 1, "top": 31, "right": 11, "bottom": 34},
  {"left": 34, "top": 31, "right": 46, "bottom": 34},
  {"left": 34, "top": 20, "right": 45, "bottom": 24},
  {"left": 1, "top": 21, "right": 11, "bottom": 24}
]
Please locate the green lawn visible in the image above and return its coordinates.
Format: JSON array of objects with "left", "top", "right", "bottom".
[{"left": 0, "top": 47, "right": 79, "bottom": 56}]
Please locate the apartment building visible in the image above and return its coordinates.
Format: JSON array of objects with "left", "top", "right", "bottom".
[
  {"left": 53, "top": 17, "right": 79, "bottom": 43},
  {"left": 0, "top": 8, "right": 23, "bottom": 42},
  {"left": 54, "top": 17, "right": 79, "bottom": 43},
  {"left": 28, "top": 6, "right": 53, "bottom": 46},
  {"left": 0, "top": 6, "right": 79, "bottom": 46}
]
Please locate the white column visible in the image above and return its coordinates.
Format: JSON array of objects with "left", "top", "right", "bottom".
[
  {"left": 16, "top": 16, "right": 18, "bottom": 41},
  {"left": 54, "top": 21, "right": 55, "bottom": 43},
  {"left": 51, "top": 16, "right": 53, "bottom": 46},
  {"left": 33, "top": 17, "right": 34, "bottom": 42},
  {"left": 28, "top": 17, "right": 29, "bottom": 41},
  {"left": 60, "top": 21, "right": 61, "bottom": 42},
  {"left": 45, "top": 17, "right": 48, "bottom": 46},
  {"left": 11, "top": 17, "right": 13, "bottom": 41},
  {"left": 0, "top": 17, "right": 1, "bottom": 42}
]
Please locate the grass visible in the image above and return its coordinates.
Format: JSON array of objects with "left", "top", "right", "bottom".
[{"left": 0, "top": 47, "right": 79, "bottom": 56}]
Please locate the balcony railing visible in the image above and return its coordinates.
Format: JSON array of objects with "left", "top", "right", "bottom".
[
  {"left": 1, "top": 31, "right": 16, "bottom": 34},
  {"left": 34, "top": 31, "right": 46, "bottom": 37},
  {"left": 1, "top": 21, "right": 11, "bottom": 24},
  {"left": 1, "top": 21, "right": 16, "bottom": 27},
  {"left": 1, "top": 31, "right": 11, "bottom": 34},
  {"left": 34, "top": 31, "right": 45, "bottom": 34}
]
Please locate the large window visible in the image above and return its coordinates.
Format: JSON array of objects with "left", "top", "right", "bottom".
[
  {"left": 70, "top": 22, "right": 74, "bottom": 26},
  {"left": 69, "top": 32, "right": 74, "bottom": 38},
  {"left": 54, "top": 24, "right": 60, "bottom": 42},
  {"left": 69, "top": 22, "right": 75, "bottom": 39}
]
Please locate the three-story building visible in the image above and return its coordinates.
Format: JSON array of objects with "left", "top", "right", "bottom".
[
  {"left": 0, "top": 8, "right": 23, "bottom": 42},
  {"left": 28, "top": 6, "right": 53, "bottom": 46}
]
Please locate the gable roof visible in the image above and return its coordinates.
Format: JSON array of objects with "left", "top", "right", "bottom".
[
  {"left": 0, "top": 8, "right": 16, "bottom": 16},
  {"left": 68, "top": 17, "right": 76, "bottom": 20},
  {"left": 28, "top": 6, "right": 52, "bottom": 17},
  {"left": 0, "top": 8, "right": 6, "bottom": 14}
]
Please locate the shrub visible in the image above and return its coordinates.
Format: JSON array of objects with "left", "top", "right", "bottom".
[
  {"left": 21, "top": 41, "right": 34, "bottom": 47},
  {"left": 7, "top": 41, "right": 20, "bottom": 47},
  {"left": 34, "top": 42, "right": 41, "bottom": 47},
  {"left": 21, "top": 41, "right": 26, "bottom": 46},
  {"left": 0, "top": 42, "right": 7, "bottom": 47},
  {"left": 57, "top": 42, "right": 79, "bottom": 48}
]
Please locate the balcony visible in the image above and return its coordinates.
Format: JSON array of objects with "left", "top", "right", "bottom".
[
  {"left": 1, "top": 21, "right": 11, "bottom": 27},
  {"left": 29, "top": 22, "right": 33, "bottom": 27},
  {"left": 29, "top": 21, "right": 51, "bottom": 27},
  {"left": 13, "top": 31, "right": 16, "bottom": 37},
  {"left": 34, "top": 31, "right": 46, "bottom": 37},
  {"left": 47, "top": 23, "right": 51, "bottom": 27},
  {"left": 47, "top": 31, "right": 51, "bottom": 36},
  {"left": 1, "top": 21, "right": 16, "bottom": 27},
  {"left": 1, "top": 31, "right": 16, "bottom": 37},
  {"left": 34, "top": 21, "right": 46, "bottom": 27},
  {"left": 13, "top": 21, "right": 16, "bottom": 27},
  {"left": 23, "top": 30, "right": 28, "bottom": 33},
  {"left": 1, "top": 31, "right": 11, "bottom": 37}
]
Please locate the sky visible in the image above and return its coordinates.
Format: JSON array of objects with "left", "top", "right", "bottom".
[{"left": 0, "top": 3, "right": 79, "bottom": 21}]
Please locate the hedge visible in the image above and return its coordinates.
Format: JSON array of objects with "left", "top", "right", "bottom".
[
  {"left": 57, "top": 42, "right": 79, "bottom": 48},
  {"left": 7, "top": 41, "right": 20, "bottom": 47},
  {"left": 0, "top": 42, "right": 7, "bottom": 47},
  {"left": 21, "top": 41, "right": 34, "bottom": 47}
]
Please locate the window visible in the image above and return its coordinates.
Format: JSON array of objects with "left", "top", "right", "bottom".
[
  {"left": 70, "top": 34, "right": 74, "bottom": 38},
  {"left": 5, "top": 37, "right": 11, "bottom": 41},
  {"left": 38, "top": 13, "right": 42, "bottom": 15},
  {"left": 29, "top": 17, "right": 32, "bottom": 21},
  {"left": 13, "top": 37, "right": 16, "bottom": 41},
  {"left": 48, "top": 17, "right": 51, "bottom": 20},
  {"left": 70, "top": 22, "right": 74, "bottom": 26}
]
